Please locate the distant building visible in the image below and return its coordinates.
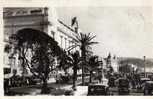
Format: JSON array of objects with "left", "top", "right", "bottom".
[
  {"left": 140, "top": 67, "right": 153, "bottom": 73},
  {"left": 105, "top": 53, "right": 119, "bottom": 73},
  {"left": 3, "top": 7, "right": 80, "bottom": 76}
]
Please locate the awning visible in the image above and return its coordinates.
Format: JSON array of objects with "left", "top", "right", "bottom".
[{"left": 4, "top": 73, "right": 12, "bottom": 79}]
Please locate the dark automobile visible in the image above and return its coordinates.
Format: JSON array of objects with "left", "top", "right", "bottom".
[
  {"left": 10, "top": 75, "right": 22, "bottom": 87},
  {"left": 87, "top": 84, "right": 109, "bottom": 96},
  {"left": 108, "top": 77, "right": 116, "bottom": 87},
  {"left": 9, "top": 75, "right": 41, "bottom": 87},
  {"left": 118, "top": 78, "right": 130, "bottom": 95},
  {"left": 137, "top": 77, "right": 150, "bottom": 92},
  {"left": 140, "top": 78, "right": 150, "bottom": 84},
  {"left": 64, "top": 90, "right": 74, "bottom": 96},
  {"left": 27, "top": 76, "right": 41, "bottom": 85},
  {"left": 143, "top": 81, "right": 153, "bottom": 95},
  {"left": 55, "top": 73, "right": 71, "bottom": 84}
]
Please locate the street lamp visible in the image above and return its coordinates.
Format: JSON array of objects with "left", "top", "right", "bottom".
[{"left": 143, "top": 56, "right": 146, "bottom": 78}]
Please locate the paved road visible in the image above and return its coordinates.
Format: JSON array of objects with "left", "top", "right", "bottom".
[
  {"left": 7, "top": 83, "right": 145, "bottom": 96},
  {"left": 109, "top": 87, "right": 144, "bottom": 95},
  {"left": 5, "top": 77, "right": 146, "bottom": 96}
]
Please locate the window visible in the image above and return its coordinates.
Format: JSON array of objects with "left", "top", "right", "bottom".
[
  {"left": 9, "top": 57, "right": 15, "bottom": 67},
  {"left": 65, "top": 38, "right": 67, "bottom": 49},
  {"left": 16, "top": 10, "right": 27, "bottom": 15},
  {"left": 4, "top": 68, "right": 11, "bottom": 74},
  {"left": 60, "top": 36, "right": 63, "bottom": 48},
  {"left": 4, "top": 33, "right": 9, "bottom": 42}
]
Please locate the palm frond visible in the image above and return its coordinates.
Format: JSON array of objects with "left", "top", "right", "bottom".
[
  {"left": 66, "top": 44, "right": 79, "bottom": 51},
  {"left": 87, "top": 41, "right": 98, "bottom": 45},
  {"left": 88, "top": 35, "right": 96, "bottom": 42}
]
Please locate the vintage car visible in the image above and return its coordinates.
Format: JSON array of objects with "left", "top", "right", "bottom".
[
  {"left": 87, "top": 83, "right": 109, "bottom": 96},
  {"left": 108, "top": 77, "right": 116, "bottom": 87},
  {"left": 27, "top": 75, "right": 41, "bottom": 85},
  {"left": 140, "top": 78, "right": 150, "bottom": 84},
  {"left": 10, "top": 75, "right": 23, "bottom": 87},
  {"left": 138, "top": 77, "right": 150, "bottom": 91},
  {"left": 55, "top": 73, "right": 72, "bottom": 84},
  {"left": 9, "top": 75, "right": 41, "bottom": 87},
  {"left": 118, "top": 78, "right": 130, "bottom": 95},
  {"left": 143, "top": 81, "right": 153, "bottom": 95}
]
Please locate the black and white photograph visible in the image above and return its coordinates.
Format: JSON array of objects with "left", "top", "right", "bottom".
[{"left": 3, "top": 5, "right": 153, "bottom": 96}]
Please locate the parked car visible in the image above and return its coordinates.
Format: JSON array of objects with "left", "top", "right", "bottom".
[
  {"left": 143, "top": 81, "right": 153, "bottom": 95},
  {"left": 137, "top": 77, "right": 150, "bottom": 91},
  {"left": 87, "top": 83, "right": 109, "bottom": 95},
  {"left": 118, "top": 78, "right": 130, "bottom": 95},
  {"left": 64, "top": 89, "right": 74, "bottom": 96},
  {"left": 27, "top": 76, "right": 41, "bottom": 85},
  {"left": 10, "top": 75, "right": 22, "bottom": 87},
  {"left": 140, "top": 78, "right": 150, "bottom": 84},
  {"left": 108, "top": 76, "right": 116, "bottom": 87},
  {"left": 55, "top": 73, "right": 71, "bottom": 84}
]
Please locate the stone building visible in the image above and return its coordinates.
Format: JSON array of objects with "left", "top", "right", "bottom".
[
  {"left": 104, "top": 53, "right": 119, "bottom": 73},
  {"left": 3, "top": 7, "right": 79, "bottom": 76}
]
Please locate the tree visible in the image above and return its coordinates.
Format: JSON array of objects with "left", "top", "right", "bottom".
[
  {"left": 68, "top": 32, "right": 98, "bottom": 85},
  {"left": 58, "top": 50, "right": 81, "bottom": 90},
  {"left": 87, "top": 55, "right": 99, "bottom": 83},
  {"left": 58, "top": 50, "right": 71, "bottom": 73},
  {"left": 9, "top": 28, "right": 62, "bottom": 94},
  {"left": 70, "top": 51, "right": 80, "bottom": 90}
]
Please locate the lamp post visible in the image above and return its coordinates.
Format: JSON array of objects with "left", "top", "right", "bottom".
[{"left": 143, "top": 56, "right": 146, "bottom": 78}]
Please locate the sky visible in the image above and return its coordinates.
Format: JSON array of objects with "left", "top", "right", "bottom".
[{"left": 56, "top": 7, "right": 153, "bottom": 58}]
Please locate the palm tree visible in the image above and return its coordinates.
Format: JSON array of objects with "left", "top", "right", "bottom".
[
  {"left": 58, "top": 50, "right": 80, "bottom": 90},
  {"left": 68, "top": 32, "right": 98, "bottom": 85},
  {"left": 70, "top": 51, "right": 80, "bottom": 90},
  {"left": 88, "top": 55, "right": 99, "bottom": 83}
]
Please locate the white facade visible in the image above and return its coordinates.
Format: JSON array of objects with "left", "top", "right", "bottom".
[
  {"left": 102, "top": 56, "right": 119, "bottom": 73},
  {"left": 111, "top": 58, "right": 119, "bottom": 72},
  {"left": 3, "top": 7, "right": 79, "bottom": 76}
]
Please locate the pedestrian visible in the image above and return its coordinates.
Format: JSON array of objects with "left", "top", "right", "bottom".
[
  {"left": 98, "top": 74, "right": 102, "bottom": 83},
  {"left": 56, "top": 73, "right": 62, "bottom": 84}
]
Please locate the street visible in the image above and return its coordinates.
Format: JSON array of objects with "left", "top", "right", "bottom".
[
  {"left": 6, "top": 78, "right": 146, "bottom": 96},
  {"left": 6, "top": 84, "right": 145, "bottom": 96}
]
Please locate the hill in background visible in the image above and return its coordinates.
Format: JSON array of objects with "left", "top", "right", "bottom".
[{"left": 117, "top": 57, "right": 153, "bottom": 68}]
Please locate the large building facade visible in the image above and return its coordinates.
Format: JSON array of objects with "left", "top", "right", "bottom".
[{"left": 3, "top": 7, "right": 79, "bottom": 76}]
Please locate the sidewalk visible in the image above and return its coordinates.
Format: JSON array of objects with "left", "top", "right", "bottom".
[
  {"left": 7, "top": 84, "right": 88, "bottom": 96},
  {"left": 6, "top": 77, "right": 89, "bottom": 96},
  {"left": 73, "top": 86, "right": 88, "bottom": 96},
  {"left": 7, "top": 82, "right": 72, "bottom": 95}
]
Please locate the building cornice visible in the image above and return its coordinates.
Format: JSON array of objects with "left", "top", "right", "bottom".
[
  {"left": 4, "top": 21, "right": 50, "bottom": 28},
  {"left": 3, "top": 14, "right": 48, "bottom": 19}
]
